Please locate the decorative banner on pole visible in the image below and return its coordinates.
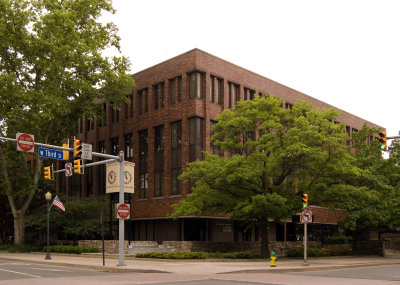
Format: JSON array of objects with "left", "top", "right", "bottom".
[
  {"left": 16, "top": 133, "right": 34, "bottom": 153},
  {"left": 106, "top": 161, "right": 135, "bottom": 194}
]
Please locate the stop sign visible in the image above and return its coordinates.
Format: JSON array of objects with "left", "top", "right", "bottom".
[
  {"left": 16, "top": 133, "right": 35, "bottom": 153},
  {"left": 116, "top": 203, "right": 130, "bottom": 219}
]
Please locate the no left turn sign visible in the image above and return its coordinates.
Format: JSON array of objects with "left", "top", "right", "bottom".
[{"left": 16, "top": 133, "right": 34, "bottom": 153}]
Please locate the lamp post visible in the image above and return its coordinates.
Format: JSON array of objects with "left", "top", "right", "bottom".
[{"left": 45, "top": 191, "right": 52, "bottom": 260}]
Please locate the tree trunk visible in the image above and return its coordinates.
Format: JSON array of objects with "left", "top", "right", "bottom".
[
  {"left": 13, "top": 215, "right": 25, "bottom": 245},
  {"left": 260, "top": 222, "right": 269, "bottom": 256}
]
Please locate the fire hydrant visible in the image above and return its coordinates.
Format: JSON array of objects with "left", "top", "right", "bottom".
[{"left": 270, "top": 251, "right": 277, "bottom": 267}]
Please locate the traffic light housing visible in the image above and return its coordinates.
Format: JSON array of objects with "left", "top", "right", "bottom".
[
  {"left": 44, "top": 166, "right": 52, "bottom": 180},
  {"left": 378, "top": 131, "right": 387, "bottom": 151},
  {"left": 73, "top": 159, "right": 81, "bottom": 174},
  {"left": 74, "top": 139, "right": 82, "bottom": 158},
  {"left": 63, "top": 143, "right": 69, "bottom": 160},
  {"left": 301, "top": 193, "right": 308, "bottom": 209}
]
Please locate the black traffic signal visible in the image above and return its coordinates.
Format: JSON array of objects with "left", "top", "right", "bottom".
[
  {"left": 378, "top": 131, "right": 387, "bottom": 151},
  {"left": 301, "top": 193, "right": 308, "bottom": 209},
  {"left": 74, "top": 139, "right": 82, "bottom": 158}
]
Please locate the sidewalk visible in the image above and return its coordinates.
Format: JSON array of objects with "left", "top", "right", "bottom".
[{"left": 1, "top": 252, "right": 400, "bottom": 274}]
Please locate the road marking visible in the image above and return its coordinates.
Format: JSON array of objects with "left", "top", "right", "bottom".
[
  {"left": 0, "top": 268, "right": 40, "bottom": 278},
  {"left": 31, "top": 267, "right": 71, "bottom": 272}
]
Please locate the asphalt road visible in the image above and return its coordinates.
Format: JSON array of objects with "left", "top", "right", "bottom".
[
  {"left": 291, "top": 264, "right": 400, "bottom": 281},
  {"left": 0, "top": 259, "right": 111, "bottom": 280},
  {"left": 1, "top": 259, "right": 400, "bottom": 285}
]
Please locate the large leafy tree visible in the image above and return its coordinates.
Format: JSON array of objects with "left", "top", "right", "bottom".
[
  {"left": 171, "top": 95, "right": 356, "bottom": 255},
  {"left": 0, "top": 0, "right": 134, "bottom": 244},
  {"left": 321, "top": 127, "right": 400, "bottom": 246}
]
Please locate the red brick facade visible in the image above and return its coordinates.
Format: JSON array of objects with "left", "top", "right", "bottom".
[{"left": 67, "top": 49, "right": 382, "bottom": 242}]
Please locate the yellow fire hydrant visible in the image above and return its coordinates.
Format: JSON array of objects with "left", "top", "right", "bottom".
[{"left": 270, "top": 251, "right": 277, "bottom": 267}]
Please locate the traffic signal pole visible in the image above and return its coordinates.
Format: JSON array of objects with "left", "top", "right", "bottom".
[{"left": 0, "top": 135, "right": 127, "bottom": 266}]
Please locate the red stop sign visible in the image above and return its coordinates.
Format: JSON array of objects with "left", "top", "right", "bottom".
[
  {"left": 117, "top": 204, "right": 130, "bottom": 219},
  {"left": 16, "top": 133, "right": 34, "bottom": 152}
]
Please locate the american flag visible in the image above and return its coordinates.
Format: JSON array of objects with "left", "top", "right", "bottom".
[{"left": 52, "top": 195, "right": 65, "bottom": 212}]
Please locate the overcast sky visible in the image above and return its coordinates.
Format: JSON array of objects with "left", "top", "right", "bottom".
[{"left": 103, "top": 0, "right": 400, "bottom": 137}]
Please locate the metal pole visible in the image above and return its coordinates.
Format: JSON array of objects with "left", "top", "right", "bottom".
[
  {"left": 45, "top": 200, "right": 51, "bottom": 260},
  {"left": 118, "top": 151, "right": 125, "bottom": 266},
  {"left": 303, "top": 222, "right": 309, "bottom": 266},
  {"left": 100, "top": 211, "right": 105, "bottom": 266}
]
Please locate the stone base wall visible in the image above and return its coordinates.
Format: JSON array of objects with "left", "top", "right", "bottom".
[{"left": 79, "top": 240, "right": 321, "bottom": 256}]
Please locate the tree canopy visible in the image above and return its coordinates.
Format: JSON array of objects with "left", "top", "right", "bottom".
[
  {"left": 0, "top": 0, "right": 134, "bottom": 243},
  {"left": 171, "top": 95, "right": 357, "bottom": 255}
]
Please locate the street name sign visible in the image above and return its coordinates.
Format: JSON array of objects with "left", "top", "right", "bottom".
[
  {"left": 16, "top": 133, "right": 34, "bottom": 153},
  {"left": 38, "top": 147, "right": 64, "bottom": 160}
]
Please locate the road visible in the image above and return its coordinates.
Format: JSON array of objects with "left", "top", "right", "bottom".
[{"left": 1, "top": 259, "right": 400, "bottom": 285}]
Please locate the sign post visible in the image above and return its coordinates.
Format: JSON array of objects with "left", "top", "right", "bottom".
[{"left": 301, "top": 209, "right": 312, "bottom": 266}]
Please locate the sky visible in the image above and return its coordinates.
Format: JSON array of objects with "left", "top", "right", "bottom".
[{"left": 103, "top": 0, "right": 400, "bottom": 138}]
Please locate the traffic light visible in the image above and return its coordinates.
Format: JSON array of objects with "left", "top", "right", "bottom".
[
  {"left": 73, "top": 159, "right": 81, "bottom": 174},
  {"left": 301, "top": 193, "right": 308, "bottom": 209},
  {"left": 62, "top": 143, "right": 69, "bottom": 160},
  {"left": 44, "top": 166, "right": 52, "bottom": 180},
  {"left": 74, "top": 139, "right": 82, "bottom": 158},
  {"left": 378, "top": 131, "right": 387, "bottom": 151}
]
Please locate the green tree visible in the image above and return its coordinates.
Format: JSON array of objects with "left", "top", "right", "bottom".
[
  {"left": 0, "top": 0, "right": 134, "bottom": 244},
  {"left": 25, "top": 196, "right": 110, "bottom": 242},
  {"left": 321, "top": 126, "right": 400, "bottom": 246},
  {"left": 171, "top": 95, "right": 355, "bottom": 255}
]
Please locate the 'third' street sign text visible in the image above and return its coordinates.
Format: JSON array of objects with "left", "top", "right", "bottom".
[{"left": 38, "top": 147, "right": 64, "bottom": 160}]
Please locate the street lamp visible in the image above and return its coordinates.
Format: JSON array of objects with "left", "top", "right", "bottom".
[{"left": 45, "top": 191, "right": 52, "bottom": 260}]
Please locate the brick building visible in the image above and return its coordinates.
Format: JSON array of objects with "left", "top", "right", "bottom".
[{"left": 63, "top": 49, "right": 382, "bottom": 243}]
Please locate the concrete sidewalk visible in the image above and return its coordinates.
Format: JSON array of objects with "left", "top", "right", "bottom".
[{"left": 1, "top": 252, "right": 400, "bottom": 274}]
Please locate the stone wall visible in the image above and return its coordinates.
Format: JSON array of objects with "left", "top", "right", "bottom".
[{"left": 79, "top": 240, "right": 321, "bottom": 257}]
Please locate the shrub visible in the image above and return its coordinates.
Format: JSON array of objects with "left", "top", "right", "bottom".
[
  {"left": 136, "top": 251, "right": 207, "bottom": 259},
  {"left": 135, "top": 251, "right": 262, "bottom": 259},
  {"left": 0, "top": 244, "right": 41, "bottom": 253},
  {"left": 324, "top": 246, "right": 351, "bottom": 256},
  {"left": 44, "top": 245, "right": 99, "bottom": 254},
  {"left": 287, "top": 247, "right": 331, "bottom": 258},
  {"left": 326, "top": 236, "right": 352, "bottom": 244},
  {"left": 221, "top": 251, "right": 261, "bottom": 259}
]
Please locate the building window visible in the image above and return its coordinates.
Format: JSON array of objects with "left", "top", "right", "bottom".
[
  {"left": 189, "top": 71, "right": 203, "bottom": 99},
  {"left": 110, "top": 102, "right": 119, "bottom": 123},
  {"left": 244, "top": 87, "right": 255, "bottom": 101},
  {"left": 228, "top": 82, "right": 240, "bottom": 108},
  {"left": 139, "top": 88, "right": 148, "bottom": 114},
  {"left": 98, "top": 140, "right": 106, "bottom": 195},
  {"left": 154, "top": 125, "right": 164, "bottom": 197},
  {"left": 98, "top": 103, "right": 107, "bottom": 127},
  {"left": 171, "top": 120, "right": 182, "bottom": 195},
  {"left": 124, "top": 133, "right": 133, "bottom": 162},
  {"left": 125, "top": 94, "right": 134, "bottom": 119},
  {"left": 139, "top": 130, "right": 148, "bottom": 199},
  {"left": 210, "top": 75, "right": 215, "bottom": 103},
  {"left": 170, "top": 76, "right": 182, "bottom": 105},
  {"left": 210, "top": 120, "right": 219, "bottom": 155},
  {"left": 153, "top": 82, "right": 164, "bottom": 110},
  {"left": 285, "top": 102, "right": 293, "bottom": 109},
  {"left": 111, "top": 137, "right": 119, "bottom": 155},
  {"left": 189, "top": 117, "right": 203, "bottom": 162}
]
